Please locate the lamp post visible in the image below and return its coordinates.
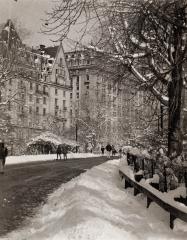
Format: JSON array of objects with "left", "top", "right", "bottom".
[{"left": 75, "top": 119, "right": 78, "bottom": 153}]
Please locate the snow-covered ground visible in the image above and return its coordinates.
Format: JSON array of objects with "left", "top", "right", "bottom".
[
  {"left": 2, "top": 159, "right": 187, "bottom": 240},
  {"left": 6, "top": 153, "right": 101, "bottom": 165}
]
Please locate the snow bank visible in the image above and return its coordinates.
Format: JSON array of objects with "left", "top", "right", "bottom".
[
  {"left": 2, "top": 159, "right": 187, "bottom": 239},
  {"left": 6, "top": 153, "right": 101, "bottom": 165}
]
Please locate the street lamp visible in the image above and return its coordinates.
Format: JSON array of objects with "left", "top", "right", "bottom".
[{"left": 75, "top": 119, "right": 78, "bottom": 153}]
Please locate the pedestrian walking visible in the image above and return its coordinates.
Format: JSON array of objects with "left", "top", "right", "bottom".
[
  {"left": 112, "top": 145, "right": 116, "bottom": 156},
  {"left": 0, "top": 142, "right": 8, "bottom": 174},
  {"left": 101, "top": 145, "right": 105, "bottom": 155},
  {"left": 61, "top": 144, "right": 68, "bottom": 160},
  {"left": 106, "top": 143, "right": 112, "bottom": 158},
  {"left": 119, "top": 148, "right": 122, "bottom": 157},
  {"left": 56, "top": 145, "right": 62, "bottom": 160}
]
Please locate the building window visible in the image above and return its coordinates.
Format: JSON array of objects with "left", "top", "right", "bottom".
[
  {"left": 29, "top": 106, "right": 32, "bottom": 114},
  {"left": 76, "top": 76, "right": 79, "bottom": 90},
  {"left": 86, "top": 74, "right": 89, "bottom": 81},
  {"left": 29, "top": 94, "right": 32, "bottom": 102},
  {"left": 70, "top": 78, "right": 73, "bottom": 87},
  {"left": 55, "top": 98, "right": 58, "bottom": 106},
  {"left": 36, "top": 106, "right": 39, "bottom": 114},
  {"left": 76, "top": 76, "right": 79, "bottom": 84},
  {"left": 86, "top": 85, "right": 89, "bottom": 89},
  {"left": 43, "top": 85, "right": 46, "bottom": 94},
  {"left": 36, "top": 98, "right": 40, "bottom": 104},
  {"left": 70, "top": 92, "right": 72, "bottom": 99},
  {"left": 55, "top": 76, "right": 58, "bottom": 83},
  {"left": 30, "top": 82, "right": 33, "bottom": 90},
  {"left": 43, "top": 97, "right": 46, "bottom": 104},
  {"left": 63, "top": 91, "right": 66, "bottom": 97},
  {"left": 56, "top": 69, "right": 58, "bottom": 74},
  {"left": 63, "top": 100, "right": 66, "bottom": 108},
  {"left": 36, "top": 84, "right": 39, "bottom": 92},
  {"left": 55, "top": 109, "right": 58, "bottom": 116},
  {"left": 60, "top": 58, "right": 62, "bottom": 66},
  {"left": 55, "top": 88, "right": 58, "bottom": 95},
  {"left": 76, "top": 92, "right": 79, "bottom": 99},
  {"left": 43, "top": 108, "right": 46, "bottom": 116},
  {"left": 8, "top": 101, "right": 11, "bottom": 111}
]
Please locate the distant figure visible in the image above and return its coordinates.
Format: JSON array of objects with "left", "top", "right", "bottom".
[
  {"left": 106, "top": 143, "right": 112, "bottom": 158},
  {"left": 101, "top": 145, "right": 105, "bottom": 155},
  {"left": 61, "top": 145, "right": 68, "bottom": 160},
  {"left": 112, "top": 145, "right": 116, "bottom": 156},
  {"left": 88, "top": 142, "right": 93, "bottom": 153},
  {"left": 56, "top": 145, "right": 62, "bottom": 160},
  {"left": 119, "top": 148, "right": 122, "bottom": 157},
  {"left": 0, "top": 142, "right": 8, "bottom": 174}
]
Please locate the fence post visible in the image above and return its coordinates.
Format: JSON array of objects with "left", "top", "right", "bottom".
[
  {"left": 142, "top": 158, "right": 144, "bottom": 171},
  {"left": 164, "top": 165, "right": 167, "bottom": 192},
  {"left": 151, "top": 160, "right": 154, "bottom": 178},
  {"left": 127, "top": 152, "right": 130, "bottom": 165},
  {"left": 184, "top": 171, "right": 187, "bottom": 198},
  {"left": 134, "top": 155, "right": 139, "bottom": 172}
]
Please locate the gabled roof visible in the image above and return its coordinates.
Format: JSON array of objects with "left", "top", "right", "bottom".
[{"left": 0, "top": 19, "right": 22, "bottom": 49}]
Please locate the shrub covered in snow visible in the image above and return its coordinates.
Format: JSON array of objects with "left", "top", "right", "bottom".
[
  {"left": 26, "top": 132, "right": 79, "bottom": 154},
  {"left": 125, "top": 146, "right": 184, "bottom": 192}
]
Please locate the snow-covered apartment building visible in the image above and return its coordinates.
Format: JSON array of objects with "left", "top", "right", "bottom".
[
  {"left": 0, "top": 19, "right": 146, "bottom": 152},
  {"left": 0, "top": 20, "right": 71, "bottom": 153}
]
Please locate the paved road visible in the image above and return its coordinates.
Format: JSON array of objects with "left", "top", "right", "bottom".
[{"left": 0, "top": 156, "right": 118, "bottom": 237}]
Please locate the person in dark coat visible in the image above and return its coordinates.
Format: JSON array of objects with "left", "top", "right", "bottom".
[
  {"left": 119, "top": 148, "right": 122, "bottom": 157},
  {"left": 61, "top": 144, "right": 68, "bottom": 160},
  {"left": 56, "top": 145, "right": 62, "bottom": 160},
  {"left": 0, "top": 142, "right": 8, "bottom": 174},
  {"left": 101, "top": 145, "right": 105, "bottom": 155},
  {"left": 112, "top": 145, "right": 116, "bottom": 156},
  {"left": 106, "top": 143, "right": 112, "bottom": 158}
]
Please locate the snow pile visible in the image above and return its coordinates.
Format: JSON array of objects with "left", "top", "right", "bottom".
[
  {"left": 6, "top": 153, "right": 100, "bottom": 165},
  {"left": 2, "top": 159, "right": 187, "bottom": 240}
]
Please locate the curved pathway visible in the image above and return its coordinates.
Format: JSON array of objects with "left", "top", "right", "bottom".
[{"left": 0, "top": 156, "right": 117, "bottom": 236}]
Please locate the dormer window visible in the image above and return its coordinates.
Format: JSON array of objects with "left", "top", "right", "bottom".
[
  {"left": 60, "top": 58, "right": 62, "bottom": 66},
  {"left": 48, "top": 59, "right": 53, "bottom": 64}
]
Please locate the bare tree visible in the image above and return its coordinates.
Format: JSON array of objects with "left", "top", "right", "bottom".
[{"left": 43, "top": 0, "right": 187, "bottom": 157}]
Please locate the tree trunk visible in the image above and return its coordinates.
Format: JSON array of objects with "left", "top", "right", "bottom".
[
  {"left": 168, "top": 69, "right": 183, "bottom": 157},
  {"left": 168, "top": 25, "right": 184, "bottom": 157}
]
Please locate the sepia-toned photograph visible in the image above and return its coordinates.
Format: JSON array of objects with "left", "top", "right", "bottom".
[{"left": 0, "top": 0, "right": 187, "bottom": 239}]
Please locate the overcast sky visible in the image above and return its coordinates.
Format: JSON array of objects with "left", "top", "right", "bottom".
[{"left": 0, "top": 0, "right": 88, "bottom": 50}]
